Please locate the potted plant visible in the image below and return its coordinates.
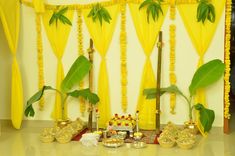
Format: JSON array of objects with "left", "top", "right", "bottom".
[
  {"left": 24, "top": 55, "right": 99, "bottom": 122},
  {"left": 144, "top": 59, "right": 225, "bottom": 133}
]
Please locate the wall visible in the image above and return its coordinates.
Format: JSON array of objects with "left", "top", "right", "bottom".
[{"left": 0, "top": 0, "right": 225, "bottom": 126}]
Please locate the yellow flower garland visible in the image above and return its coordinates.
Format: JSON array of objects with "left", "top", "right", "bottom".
[
  {"left": 77, "top": 9, "right": 86, "bottom": 116},
  {"left": 21, "top": 0, "right": 200, "bottom": 11},
  {"left": 224, "top": 0, "right": 232, "bottom": 119},
  {"left": 120, "top": 2, "right": 128, "bottom": 113},
  {"left": 169, "top": 0, "right": 176, "bottom": 20},
  {"left": 169, "top": 24, "right": 176, "bottom": 114},
  {"left": 36, "top": 13, "right": 45, "bottom": 111}
]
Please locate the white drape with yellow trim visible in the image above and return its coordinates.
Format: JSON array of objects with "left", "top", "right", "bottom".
[
  {"left": 0, "top": 0, "right": 23, "bottom": 129},
  {"left": 177, "top": 0, "right": 225, "bottom": 136},
  {"left": 42, "top": 9, "right": 74, "bottom": 120},
  {"left": 129, "top": 3, "right": 168, "bottom": 130},
  {"left": 83, "top": 5, "right": 119, "bottom": 128}
]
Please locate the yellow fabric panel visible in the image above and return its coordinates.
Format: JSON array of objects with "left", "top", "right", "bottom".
[
  {"left": 42, "top": 9, "right": 74, "bottom": 120},
  {"left": 33, "top": 0, "right": 45, "bottom": 13},
  {"left": 83, "top": 5, "right": 119, "bottom": 128},
  {"left": 177, "top": 0, "right": 225, "bottom": 58},
  {"left": 0, "top": 0, "right": 23, "bottom": 129},
  {"left": 129, "top": 4, "right": 169, "bottom": 56},
  {"left": 129, "top": 3, "right": 168, "bottom": 130},
  {"left": 177, "top": 0, "right": 225, "bottom": 136},
  {"left": 11, "top": 58, "right": 23, "bottom": 129},
  {"left": 136, "top": 58, "right": 157, "bottom": 129}
]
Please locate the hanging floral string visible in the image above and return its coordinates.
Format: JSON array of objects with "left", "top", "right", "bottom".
[
  {"left": 169, "top": 24, "right": 177, "bottom": 114},
  {"left": 224, "top": 0, "right": 231, "bottom": 119},
  {"left": 120, "top": 2, "right": 128, "bottom": 113},
  {"left": 36, "top": 13, "right": 45, "bottom": 110},
  {"left": 169, "top": 0, "right": 176, "bottom": 20},
  {"left": 77, "top": 9, "right": 86, "bottom": 116}
]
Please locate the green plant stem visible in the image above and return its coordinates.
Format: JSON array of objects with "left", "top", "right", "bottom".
[
  {"left": 62, "top": 95, "right": 68, "bottom": 120},
  {"left": 188, "top": 96, "right": 193, "bottom": 120}
]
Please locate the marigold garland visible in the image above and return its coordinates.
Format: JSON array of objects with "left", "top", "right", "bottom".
[
  {"left": 169, "top": 24, "right": 177, "bottom": 114},
  {"left": 169, "top": 0, "right": 176, "bottom": 20},
  {"left": 120, "top": 2, "right": 128, "bottom": 113},
  {"left": 77, "top": 9, "right": 86, "bottom": 115},
  {"left": 224, "top": 0, "right": 232, "bottom": 119},
  {"left": 21, "top": 0, "right": 200, "bottom": 11},
  {"left": 36, "top": 13, "right": 45, "bottom": 111}
]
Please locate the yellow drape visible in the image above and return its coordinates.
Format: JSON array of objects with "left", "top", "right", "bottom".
[
  {"left": 177, "top": 0, "right": 225, "bottom": 135},
  {"left": 42, "top": 9, "right": 74, "bottom": 120},
  {"left": 83, "top": 5, "right": 119, "bottom": 128},
  {"left": 33, "top": 0, "right": 45, "bottom": 13},
  {"left": 0, "top": 0, "right": 23, "bottom": 129},
  {"left": 129, "top": 3, "right": 168, "bottom": 130}
]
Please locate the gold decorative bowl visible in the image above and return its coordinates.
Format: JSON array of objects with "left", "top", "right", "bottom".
[
  {"left": 176, "top": 139, "right": 195, "bottom": 149},
  {"left": 102, "top": 138, "right": 124, "bottom": 148},
  {"left": 56, "top": 119, "right": 71, "bottom": 129},
  {"left": 158, "top": 137, "right": 175, "bottom": 148},
  {"left": 55, "top": 132, "right": 72, "bottom": 144},
  {"left": 132, "top": 141, "right": 147, "bottom": 149},
  {"left": 40, "top": 134, "right": 55, "bottom": 143},
  {"left": 184, "top": 121, "right": 198, "bottom": 135}
]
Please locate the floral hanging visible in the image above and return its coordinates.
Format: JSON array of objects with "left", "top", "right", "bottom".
[
  {"left": 36, "top": 13, "right": 45, "bottom": 110},
  {"left": 77, "top": 9, "right": 86, "bottom": 115},
  {"left": 120, "top": 3, "right": 128, "bottom": 113},
  {"left": 224, "top": 0, "right": 232, "bottom": 119}
]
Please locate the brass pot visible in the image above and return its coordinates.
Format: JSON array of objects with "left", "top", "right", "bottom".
[
  {"left": 184, "top": 121, "right": 198, "bottom": 135},
  {"left": 56, "top": 119, "right": 71, "bottom": 129}
]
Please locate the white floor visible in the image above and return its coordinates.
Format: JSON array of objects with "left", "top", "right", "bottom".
[{"left": 0, "top": 120, "right": 235, "bottom": 156}]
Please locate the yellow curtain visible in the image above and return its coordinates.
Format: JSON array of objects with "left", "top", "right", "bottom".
[
  {"left": 83, "top": 5, "right": 119, "bottom": 128},
  {"left": 0, "top": 0, "right": 22, "bottom": 129},
  {"left": 33, "top": 0, "right": 45, "bottom": 13},
  {"left": 42, "top": 9, "right": 74, "bottom": 120},
  {"left": 129, "top": 3, "right": 168, "bottom": 130},
  {"left": 177, "top": 0, "right": 225, "bottom": 135}
]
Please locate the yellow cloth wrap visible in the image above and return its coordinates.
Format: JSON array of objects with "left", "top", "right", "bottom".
[
  {"left": 177, "top": 0, "right": 226, "bottom": 136},
  {"left": 42, "top": 8, "right": 74, "bottom": 120},
  {"left": 36, "top": 13, "right": 45, "bottom": 111},
  {"left": 83, "top": 5, "right": 119, "bottom": 128},
  {"left": 77, "top": 9, "right": 86, "bottom": 116},
  {"left": 129, "top": 3, "right": 168, "bottom": 130},
  {"left": 224, "top": 0, "right": 232, "bottom": 119},
  {"left": 169, "top": 24, "right": 176, "bottom": 114},
  {"left": 120, "top": 3, "right": 128, "bottom": 113},
  {"left": 33, "top": 0, "right": 45, "bottom": 13},
  {"left": 0, "top": 0, "right": 23, "bottom": 129},
  {"left": 169, "top": 0, "right": 176, "bottom": 20}
]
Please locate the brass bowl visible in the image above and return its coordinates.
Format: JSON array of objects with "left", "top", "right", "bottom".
[
  {"left": 56, "top": 119, "right": 71, "bottom": 128},
  {"left": 158, "top": 137, "right": 175, "bottom": 148},
  {"left": 184, "top": 121, "right": 198, "bottom": 135}
]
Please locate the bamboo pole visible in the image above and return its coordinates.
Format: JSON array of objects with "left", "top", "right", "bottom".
[
  {"left": 156, "top": 31, "right": 163, "bottom": 134},
  {"left": 88, "top": 39, "right": 95, "bottom": 131}
]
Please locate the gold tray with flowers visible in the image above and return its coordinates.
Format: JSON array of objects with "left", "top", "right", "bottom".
[
  {"left": 102, "top": 138, "right": 124, "bottom": 148},
  {"left": 107, "top": 114, "right": 136, "bottom": 131}
]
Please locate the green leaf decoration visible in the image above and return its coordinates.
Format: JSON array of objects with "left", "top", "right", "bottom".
[
  {"left": 197, "top": 0, "right": 216, "bottom": 24},
  {"left": 87, "top": 3, "right": 112, "bottom": 26},
  {"left": 49, "top": 7, "right": 72, "bottom": 26},
  {"left": 143, "top": 85, "right": 183, "bottom": 99},
  {"left": 189, "top": 59, "right": 225, "bottom": 96},
  {"left": 194, "top": 103, "right": 215, "bottom": 132},
  {"left": 61, "top": 55, "right": 91, "bottom": 93},
  {"left": 139, "top": 0, "right": 163, "bottom": 23},
  {"left": 67, "top": 88, "right": 100, "bottom": 105},
  {"left": 24, "top": 86, "right": 57, "bottom": 117}
]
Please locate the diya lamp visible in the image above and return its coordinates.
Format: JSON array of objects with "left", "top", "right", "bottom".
[
  {"left": 134, "top": 110, "right": 143, "bottom": 140},
  {"left": 93, "top": 108, "right": 102, "bottom": 135}
]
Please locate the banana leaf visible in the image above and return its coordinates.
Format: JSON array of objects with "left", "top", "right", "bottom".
[
  {"left": 67, "top": 88, "right": 99, "bottom": 105},
  {"left": 194, "top": 103, "right": 215, "bottom": 132},
  {"left": 25, "top": 86, "right": 57, "bottom": 117},
  {"left": 189, "top": 59, "right": 225, "bottom": 96},
  {"left": 143, "top": 85, "right": 183, "bottom": 99},
  {"left": 61, "top": 55, "right": 91, "bottom": 93}
]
